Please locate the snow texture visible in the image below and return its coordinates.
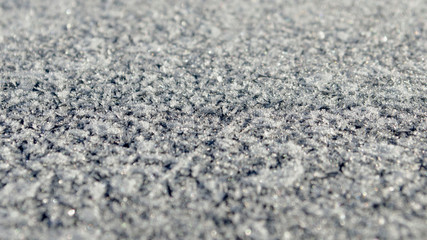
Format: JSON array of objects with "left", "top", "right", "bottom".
[{"left": 0, "top": 0, "right": 426, "bottom": 239}]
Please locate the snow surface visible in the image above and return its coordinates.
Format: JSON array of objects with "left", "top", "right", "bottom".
[{"left": 0, "top": 0, "right": 426, "bottom": 239}]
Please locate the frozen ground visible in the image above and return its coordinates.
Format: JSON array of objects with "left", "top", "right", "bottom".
[{"left": 0, "top": 0, "right": 426, "bottom": 239}]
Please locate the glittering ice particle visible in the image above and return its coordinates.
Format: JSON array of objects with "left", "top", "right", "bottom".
[
  {"left": 67, "top": 209, "right": 76, "bottom": 217},
  {"left": 381, "top": 36, "right": 388, "bottom": 43}
]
